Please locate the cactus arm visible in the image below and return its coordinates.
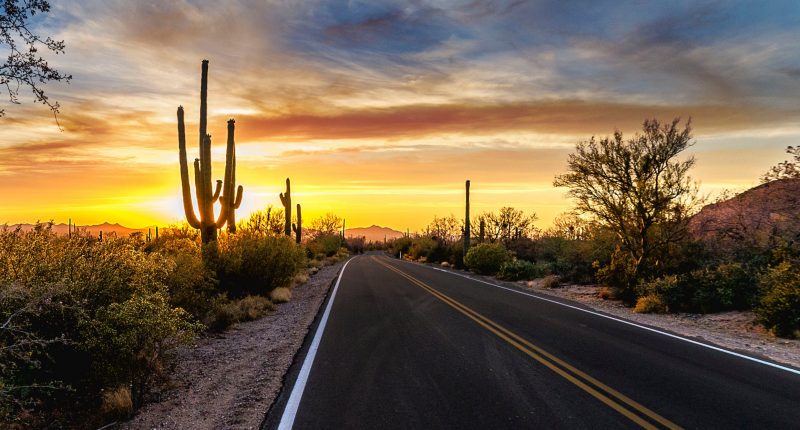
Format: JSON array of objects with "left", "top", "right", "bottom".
[
  {"left": 178, "top": 106, "right": 201, "bottom": 228},
  {"left": 233, "top": 185, "right": 243, "bottom": 209},
  {"left": 193, "top": 158, "right": 205, "bottom": 227},
  {"left": 211, "top": 180, "right": 222, "bottom": 203},
  {"left": 279, "top": 192, "right": 287, "bottom": 206}
]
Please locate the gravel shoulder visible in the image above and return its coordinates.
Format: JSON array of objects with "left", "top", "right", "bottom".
[
  {"left": 432, "top": 263, "right": 800, "bottom": 369},
  {"left": 122, "top": 260, "right": 347, "bottom": 430}
]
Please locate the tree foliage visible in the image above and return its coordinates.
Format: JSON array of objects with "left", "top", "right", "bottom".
[
  {"left": 553, "top": 118, "right": 699, "bottom": 291},
  {"left": 1, "top": 0, "right": 71, "bottom": 119},
  {"left": 761, "top": 146, "right": 800, "bottom": 183},
  {"left": 475, "top": 207, "right": 538, "bottom": 243}
]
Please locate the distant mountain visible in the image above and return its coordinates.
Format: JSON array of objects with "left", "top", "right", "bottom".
[
  {"left": 689, "top": 178, "right": 800, "bottom": 251},
  {"left": 4, "top": 222, "right": 154, "bottom": 237},
  {"left": 345, "top": 225, "right": 404, "bottom": 242}
]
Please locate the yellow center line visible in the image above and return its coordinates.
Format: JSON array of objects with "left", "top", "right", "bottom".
[{"left": 373, "top": 256, "right": 682, "bottom": 430}]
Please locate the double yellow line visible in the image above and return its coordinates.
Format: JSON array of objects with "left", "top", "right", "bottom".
[{"left": 373, "top": 256, "right": 681, "bottom": 430}]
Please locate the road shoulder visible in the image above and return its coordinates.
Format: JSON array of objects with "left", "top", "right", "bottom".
[{"left": 121, "top": 260, "right": 348, "bottom": 430}]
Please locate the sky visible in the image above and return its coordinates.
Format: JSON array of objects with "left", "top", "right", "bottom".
[{"left": 1, "top": 0, "right": 799, "bottom": 231}]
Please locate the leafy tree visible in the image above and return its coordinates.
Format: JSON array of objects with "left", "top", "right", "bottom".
[
  {"left": 761, "top": 146, "right": 800, "bottom": 183},
  {"left": 310, "top": 212, "right": 343, "bottom": 237},
  {"left": 1, "top": 0, "right": 71, "bottom": 119},
  {"left": 553, "top": 118, "right": 699, "bottom": 295}
]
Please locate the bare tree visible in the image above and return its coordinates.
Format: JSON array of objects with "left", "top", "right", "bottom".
[
  {"left": 310, "top": 212, "right": 343, "bottom": 237},
  {"left": 1, "top": 0, "right": 71, "bottom": 121},
  {"left": 554, "top": 118, "right": 699, "bottom": 291}
]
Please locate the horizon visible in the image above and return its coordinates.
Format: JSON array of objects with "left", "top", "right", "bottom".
[{"left": 2, "top": 1, "right": 799, "bottom": 230}]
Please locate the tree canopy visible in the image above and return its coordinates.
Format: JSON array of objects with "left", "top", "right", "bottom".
[
  {"left": 1, "top": 0, "right": 71, "bottom": 120},
  {"left": 554, "top": 118, "right": 698, "bottom": 290}
]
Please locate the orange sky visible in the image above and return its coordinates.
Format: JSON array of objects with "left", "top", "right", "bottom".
[{"left": 1, "top": 1, "right": 799, "bottom": 231}]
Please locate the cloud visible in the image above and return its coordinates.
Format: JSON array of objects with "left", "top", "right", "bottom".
[{"left": 233, "top": 100, "right": 799, "bottom": 141}]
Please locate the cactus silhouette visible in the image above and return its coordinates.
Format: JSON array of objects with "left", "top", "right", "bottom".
[
  {"left": 479, "top": 218, "right": 485, "bottom": 242},
  {"left": 177, "top": 60, "right": 242, "bottom": 243},
  {"left": 464, "top": 179, "right": 470, "bottom": 256},
  {"left": 222, "top": 119, "right": 244, "bottom": 233},
  {"left": 280, "top": 178, "right": 292, "bottom": 236},
  {"left": 292, "top": 203, "right": 302, "bottom": 243}
]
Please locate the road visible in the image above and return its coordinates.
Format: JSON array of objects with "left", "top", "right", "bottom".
[{"left": 265, "top": 254, "right": 800, "bottom": 429}]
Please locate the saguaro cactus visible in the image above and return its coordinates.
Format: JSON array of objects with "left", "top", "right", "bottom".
[
  {"left": 177, "top": 60, "right": 242, "bottom": 243},
  {"left": 292, "top": 203, "right": 302, "bottom": 244},
  {"left": 280, "top": 178, "right": 292, "bottom": 236},
  {"left": 479, "top": 218, "right": 485, "bottom": 243},
  {"left": 464, "top": 179, "right": 470, "bottom": 256},
  {"left": 222, "top": 119, "right": 244, "bottom": 233}
]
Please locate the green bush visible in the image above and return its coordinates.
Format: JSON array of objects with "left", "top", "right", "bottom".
[
  {"left": 464, "top": 243, "right": 511, "bottom": 275},
  {"left": 88, "top": 292, "right": 202, "bottom": 407},
  {"left": 217, "top": 232, "right": 305, "bottom": 296},
  {"left": 307, "top": 233, "right": 343, "bottom": 257},
  {"left": 684, "top": 263, "right": 758, "bottom": 313},
  {"left": 497, "top": 259, "right": 544, "bottom": 281},
  {"left": 389, "top": 236, "right": 413, "bottom": 258},
  {"left": 756, "top": 261, "right": 800, "bottom": 338}
]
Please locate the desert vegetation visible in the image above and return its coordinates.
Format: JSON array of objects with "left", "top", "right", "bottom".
[
  {"left": 391, "top": 119, "right": 800, "bottom": 340},
  {"left": 0, "top": 59, "right": 351, "bottom": 427}
]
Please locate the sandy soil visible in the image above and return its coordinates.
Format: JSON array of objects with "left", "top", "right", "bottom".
[{"left": 121, "top": 260, "right": 346, "bottom": 430}]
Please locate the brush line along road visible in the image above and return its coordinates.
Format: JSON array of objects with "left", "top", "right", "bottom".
[{"left": 267, "top": 255, "right": 800, "bottom": 429}]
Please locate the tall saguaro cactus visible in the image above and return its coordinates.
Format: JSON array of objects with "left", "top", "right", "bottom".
[
  {"left": 177, "top": 59, "right": 242, "bottom": 243},
  {"left": 464, "top": 179, "right": 470, "bottom": 256},
  {"left": 292, "top": 203, "right": 302, "bottom": 244},
  {"left": 222, "top": 119, "right": 244, "bottom": 233},
  {"left": 280, "top": 178, "right": 292, "bottom": 236}
]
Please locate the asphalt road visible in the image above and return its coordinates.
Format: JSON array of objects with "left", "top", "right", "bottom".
[{"left": 265, "top": 254, "right": 800, "bottom": 429}]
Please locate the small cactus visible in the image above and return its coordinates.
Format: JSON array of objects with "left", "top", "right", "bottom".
[
  {"left": 292, "top": 203, "right": 302, "bottom": 243},
  {"left": 279, "top": 178, "right": 292, "bottom": 237},
  {"left": 464, "top": 179, "right": 470, "bottom": 256}
]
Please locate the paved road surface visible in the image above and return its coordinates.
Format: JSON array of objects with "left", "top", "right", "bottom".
[{"left": 265, "top": 254, "right": 800, "bottom": 429}]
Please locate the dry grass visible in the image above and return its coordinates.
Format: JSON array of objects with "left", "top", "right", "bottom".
[
  {"left": 101, "top": 386, "right": 133, "bottom": 420},
  {"left": 211, "top": 296, "right": 276, "bottom": 330},
  {"left": 634, "top": 294, "right": 668, "bottom": 314},
  {"left": 598, "top": 286, "right": 617, "bottom": 300},
  {"left": 269, "top": 287, "right": 292, "bottom": 304},
  {"left": 542, "top": 275, "right": 561, "bottom": 289},
  {"left": 292, "top": 272, "right": 310, "bottom": 287}
]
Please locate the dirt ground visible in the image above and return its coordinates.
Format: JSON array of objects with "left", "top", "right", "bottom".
[{"left": 121, "top": 260, "right": 346, "bottom": 430}]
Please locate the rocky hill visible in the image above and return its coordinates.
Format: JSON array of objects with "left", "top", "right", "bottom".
[
  {"left": 689, "top": 178, "right": 800, "bottom": 251},
  {"left": 345, "top": 225, "right": 404, "bottom": 243}
]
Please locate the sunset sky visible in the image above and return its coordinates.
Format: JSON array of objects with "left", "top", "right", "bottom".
[{"left": 1, "top": 0, "right": 799, "bottom": 231}]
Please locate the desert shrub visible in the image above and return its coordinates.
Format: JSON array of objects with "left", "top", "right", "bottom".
[
  {"left": 464, "top": 243, "right": 511, "bottom": 275},
  {"left": 634, "top": 295, "right": 668, "bottom": 314},
  {"left": 389, "top": 236, "right": 413, "bottom": 258},
  {"left": 541, "top": 275, "right": 561, "bottom": 289},
  {"left": 448, "top": 242, "right": 464, "bottom": 269},
  {"left": 756, "top": 261, "right": 800, "bottom": 338},
  {"left": 269, "top": 287, "right": 292, "bottom": 303},
  {"left": 154, "top": 237, "right": 220, "bottom": 321},
  {"left": 596, "top": 247, "right": 638, "bottom": 303},
  {"left": 498, "top": 259, "right": 538, "bottom": 281},
  {"left": 307, "top": 233, "right": 343, "bottom": 258},
  {"left": 409, "top": 237, "right": 437, "bottom": 261},
  {"left": 216, "top": 232, "right": 305, "bottom": 296},
  {"left": 87, "top": 292, "right": 201, "bottom": 407},
  {"left": 684, "top": 263, "right": 758, "bottom": 313},
  {"left": 0, "top": 224, "right": 203, "bottom": 425}
]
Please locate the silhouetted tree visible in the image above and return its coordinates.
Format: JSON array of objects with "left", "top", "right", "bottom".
[
  {"left": 554, "top": 118, "right": 699, "bottom": 294},
  {"left": 310, "top": 212, "right": 343, "bottom": 237},
  {"left": 761, "top": 146, "right": 800, "bottom": 183},
  {"left": 1, "top": 0, "right": 71, "bottom": 120}
]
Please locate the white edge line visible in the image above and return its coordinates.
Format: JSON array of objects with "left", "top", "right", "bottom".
[
  {"left": 278, "top": 258, "right": 353, "bottom": 430},
  {"left": 401, "top": 261, "right": 800, "bottom": 376}
]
